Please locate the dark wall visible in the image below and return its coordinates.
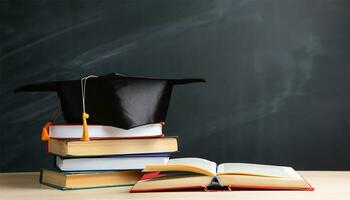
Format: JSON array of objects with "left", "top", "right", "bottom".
[{"left": 1, "top": 0, "right": 350, "bottom": 172}]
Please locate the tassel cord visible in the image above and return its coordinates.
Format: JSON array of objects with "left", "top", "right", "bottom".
[{"left": 80, "top": 75, "right": 98, "bottom": 141}]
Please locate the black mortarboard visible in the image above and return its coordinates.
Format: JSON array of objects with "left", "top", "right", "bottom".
[{"left": 15, "top": 73, "right": 205, "bottom": 141}]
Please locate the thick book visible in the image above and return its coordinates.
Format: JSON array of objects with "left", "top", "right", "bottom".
[
  {"left": 48, "top": 137, "right": 178, "bottom": 157},
  {"left": 40, "top": 169, "right": 142, "bottom": 190},
  {"left": 48, "top": 123, "right": 163, "bottom": 139},
  {"left": 130, "top": 158, "right": 314, "bottom": 192},
  {"left": 56, "top": 153, "right": 170, "bottom": 171}
]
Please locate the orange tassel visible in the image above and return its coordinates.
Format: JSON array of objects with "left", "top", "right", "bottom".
[
  {"left": 82, "top": 112, "right": 90, "bottom": 141},
  {"left": 41, "top": 121, "right": 52, "bottom": 141}
]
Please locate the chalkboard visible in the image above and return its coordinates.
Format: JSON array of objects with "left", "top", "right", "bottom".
[{"left": 1, "top": 0, "right": 350, "bottom": 172}]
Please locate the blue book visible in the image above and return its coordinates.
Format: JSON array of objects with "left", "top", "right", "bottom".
[{"left": 56, "top": 153, "right": 170, "bottom": 172}]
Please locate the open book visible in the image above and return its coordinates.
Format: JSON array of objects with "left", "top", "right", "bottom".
[{"left": 130, "top": 158, "right": 314, "bottom": 192}]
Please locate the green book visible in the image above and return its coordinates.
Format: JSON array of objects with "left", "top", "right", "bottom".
[{"left": 40, "top": 169, "right": 142, "bottom": 190}]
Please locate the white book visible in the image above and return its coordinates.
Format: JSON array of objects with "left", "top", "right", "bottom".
[
  {"left": 49, "top": 123, "right": 163, "bottom": 139},
  {"left": 56, "top": 154, "right": 170, "bottom": 171}
]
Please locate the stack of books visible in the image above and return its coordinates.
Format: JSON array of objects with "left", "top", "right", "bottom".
[
  {"left": 40, "top": 123, "right": 178, "bottom": 190},
  {"left": 15, "top": 73, "right": 205, "bottom": 191}
]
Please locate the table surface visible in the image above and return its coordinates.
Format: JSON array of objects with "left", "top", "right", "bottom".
[{"left": 1, "top": 171, "right": 350, "bottom": 200}]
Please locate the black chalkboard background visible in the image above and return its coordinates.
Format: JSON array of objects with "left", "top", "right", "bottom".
[{"left": 1, "top": 0, "right": 350, "bottom": 172}]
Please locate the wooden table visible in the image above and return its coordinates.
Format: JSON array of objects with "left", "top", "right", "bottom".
[{"left": 1, "top": 171, "right": 350, "bottom": 200}]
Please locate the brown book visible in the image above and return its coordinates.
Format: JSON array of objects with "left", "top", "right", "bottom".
[
  {"left": 131, "top": 158, "right": 314, "bottom": 192},
  {"left": 40, "top": 169, "right": 142, "bottom": 190},
  {"left": 48, "top": 137, "right": 178, "bottom": 157}
]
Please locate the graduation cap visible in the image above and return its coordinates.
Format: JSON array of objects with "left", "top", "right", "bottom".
[{"left": 15, "top": 73, "right": 205, "bottom": 141}]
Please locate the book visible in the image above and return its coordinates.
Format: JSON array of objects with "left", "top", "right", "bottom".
[
  {"left": 48, "top": 137, "right": 178, "bottom": 157},
  {"left": 130, "top": 158, "right": 314, "bottom": 192},
  {"left": 56, "top": 153, "right": 170, "bottom": 171},
  {"left": 48, "top": 123, "right": 164, "bottom": 140},
  {"left": 40, "top": 169, "right": 142, "bottom": 190}
]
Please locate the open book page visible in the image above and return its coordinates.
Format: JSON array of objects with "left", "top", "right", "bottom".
[
  {"left": 217, "top": 163, "right": 300, "bottom": 178},
  {"left": 143, "top": 157, "right": 217, "bottom": 177}
]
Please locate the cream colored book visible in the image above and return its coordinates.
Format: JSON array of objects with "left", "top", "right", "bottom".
[
  {"left": 131, "top": 158, "right": 314, "bottom": 192},
  {"left": 48, "top": 137, "right": 178, "bottom": 157}
]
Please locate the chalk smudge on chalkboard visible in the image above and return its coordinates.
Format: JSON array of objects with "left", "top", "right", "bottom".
[
  {"left": 1, "top": 95, "right": 56, "bottom": 124},
  {"left": 0, "top": 16, "right": 103, "bottom": 60},
  {"left": 173, "top": 100, "right": 278, "bottom": 139},
  {"left": 64, "top": 8, "right": 224, "bottom": 69}
]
